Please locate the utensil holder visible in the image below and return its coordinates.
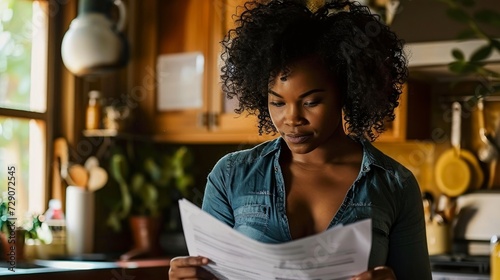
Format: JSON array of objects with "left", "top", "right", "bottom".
[
  {"left": 426, "top": 222, "right": 451, "bottom": 255},
  {"left": 65, "top": 186, "right": 95, "bottom": 256}
]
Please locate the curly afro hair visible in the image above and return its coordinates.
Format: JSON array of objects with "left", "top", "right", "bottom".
[{"left": 220, "top": 0, "right": 408, "bottom": 142}]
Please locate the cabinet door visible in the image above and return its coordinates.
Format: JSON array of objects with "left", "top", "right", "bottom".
[
  {"left": 209, "top": 0, "right": 277, "bottom": 143},
  {"left": 377, "top": 83, "right": 408, "bottom": 142},
  {"left": 155, "top": 0, "right": 212, "bottom": 137}
]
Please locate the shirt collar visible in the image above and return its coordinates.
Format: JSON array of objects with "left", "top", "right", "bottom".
[
  {"left": 360, "top": 139, "right": 396, "bottom": 175},
  {"left": 260, "top": 137, "right": 396, "bottom": 176},
  {"left": 261, "top": 137, "right": 283, "bottom": 157}
]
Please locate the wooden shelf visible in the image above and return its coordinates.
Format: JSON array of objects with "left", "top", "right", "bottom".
[{"left": 82, "top": 129, "right": 119, "bottom": 137}]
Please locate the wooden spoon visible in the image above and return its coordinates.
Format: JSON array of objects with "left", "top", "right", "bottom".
[
  {"left": 84, "top": 156, "right": 99, "bottom": 171},
  {"left": 88, "top": 166, "right": 108, "bottom": 192},
  {"left": 68, "top": 164, "right": 89, "bottom": 188}
]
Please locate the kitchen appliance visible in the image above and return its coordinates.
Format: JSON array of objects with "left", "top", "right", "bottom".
[
  {"left": 430, "top": 190, "right": 500, "bottom": 279},
  {"left": 431, "top": 255, "right": 490, "bottom": 280}
]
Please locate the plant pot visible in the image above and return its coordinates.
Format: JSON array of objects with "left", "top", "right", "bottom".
[
  {"left": 1, "top": 229, "right": 26, "bottom": 263},
  {"left": 120, "top": 215, "right": 163, "bottom": 261}
]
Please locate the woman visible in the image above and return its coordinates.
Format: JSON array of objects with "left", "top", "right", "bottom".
[{"left": 169, "top": 0, "right": 431, "bottom": 279}]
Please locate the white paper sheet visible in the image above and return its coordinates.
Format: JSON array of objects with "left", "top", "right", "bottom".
[{"left": 179, "top": 199, "right": 372, "bottom": 280}]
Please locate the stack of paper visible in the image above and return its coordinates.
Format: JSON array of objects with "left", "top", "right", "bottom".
[{"left": 179, "top": 199, "right": 372, "bottom": 280}]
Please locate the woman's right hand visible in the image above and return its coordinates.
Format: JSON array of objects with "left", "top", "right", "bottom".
[{"left": 168, "top": 256, "right": 218, "bottom": 280}]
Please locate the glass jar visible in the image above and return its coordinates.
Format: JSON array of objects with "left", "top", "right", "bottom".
[{"left": 492, "top": 235, "right": 500, "bottom": 280}]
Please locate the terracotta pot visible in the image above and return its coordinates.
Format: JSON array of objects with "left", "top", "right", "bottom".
[
  {"left": 120, "top": 216, "right": 163, "bottom": 261},
  {"left": 1, "top": 229, "right": 26, "bottom": 262}
]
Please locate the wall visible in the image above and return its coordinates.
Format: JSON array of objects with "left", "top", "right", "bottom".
[{"left": 391, "top": 0, "right": 500, "bottom": 43}]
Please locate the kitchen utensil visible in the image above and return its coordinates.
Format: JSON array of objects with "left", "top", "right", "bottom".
[
  {"left": 53, "top": 137, "right": 70, "bottom": 202},
  {"left": 456, "top": 148, "right": 484, "bottom": 190},
  {"left": 68, "top": 164, "right": 89, "bottom": 188},
  {"left": 88, "top": 166, "right": 108, "bottom": 192},
  {"left": 55, "top": 137, "right": 76, "bottom": 186},
  {"left": 436, "top": 194, "right": 457, "bottom": 224},
  {"left": 51, "top": 159, "right": 63, "bottom": 202},
  {"left": 84, "top": 156, "right": 99, "bottom": 171},
  {"left": 491, "top": 118, "right": 500, "bottom": 188},
  {"left": 477, "top": 97, "right": 499, "bottom": 163},
  {"left": 477, "top": 97, "right": 500, "bottom": 189},
  {"left": 443, "top": 197, "right": 457, "bottom": 223},
  {"left": 56, "top": 138, "right": 90, "bottom": 188},
  {"left": 422, "top": 191, "right": 434, "bottom": 223},
  {"left": 435, "top": 102, "right": 473, "bottom": 197}
]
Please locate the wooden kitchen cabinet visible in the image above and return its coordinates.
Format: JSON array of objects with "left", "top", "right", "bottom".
[
  {"left": 132, "top": 0, "right": 416, "bottom": 144},
  {"left": 133, "top": 0, "right": 273, "bottom": 144},
  {"left": 376, "top": 80, "right": 432, "bottom": 142},
  {"left": 377, "top": 83, "right": 408, "bottom": 142}
]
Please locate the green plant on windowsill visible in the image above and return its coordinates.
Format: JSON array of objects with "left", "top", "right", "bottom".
[
  {"left": 0, "top": 194, "right": 13, "bottom": 238},
  {"left": 106, "top": 143, "right": 195, "bottom": 232},
  {"left": 1, "top": 195, "right": 52, "bottom": 256},
  {"left": 438, "top": 0, "right": 500, "bottom": 98}
]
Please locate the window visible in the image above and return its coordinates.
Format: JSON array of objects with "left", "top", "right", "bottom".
[{"left": 0, "top": 0, "right": 49, "bottom": 218}]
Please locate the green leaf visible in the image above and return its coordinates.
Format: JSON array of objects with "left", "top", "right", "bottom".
[
  {"left": 140, "top": 183, "right": 159, "bottom": 207},
  {"left": 110, "top": 153, "right": 129, "bottom": 183},
  {"left": 491, "top": 39, "right": 500, "bottom": 51},
  {"left": 448, "top": 60, "right": 479, "bottom": 74},
  {"left": 144, "top": 157, "right": 161, "bottom": 183},
  {"left": 470, "top": 45, "right": 493, "bottom": 61},
  {"left": 130, "top": 173, "right": 145, "bottom": 194},
  {"left": 446, "top": 8, "right": 470, "bottom": 23},
  {"left": 452, "top": 49, "right": 465, "bottom": 60}
]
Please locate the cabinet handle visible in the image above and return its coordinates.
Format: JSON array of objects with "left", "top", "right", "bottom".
[
  {"left": 197, "top": 112, "right": 208, "bottom": 127},
  {"left": 208, "top": 113, "right": 219, "bottom": 128}
]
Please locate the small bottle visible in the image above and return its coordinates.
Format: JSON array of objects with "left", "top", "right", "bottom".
[
  {"left": 492, "top": 235, "right": 500, "bottom": 280},
  {"left": 85, "top": 90, "right": 101, "bottom": 130},
  {"left": 44, "top": 199, "right": 66, "bottom": 256}
]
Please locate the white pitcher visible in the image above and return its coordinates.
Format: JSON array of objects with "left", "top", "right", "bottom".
[{"left": 61, "top": 0, "right": 128, "bottom": 76}]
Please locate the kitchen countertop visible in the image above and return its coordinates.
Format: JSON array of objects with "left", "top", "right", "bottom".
[
  {"left": 2, "top": 258, "right": 491, "bottom": 279},
  {"left": 0, "top": 258, "right": 171, "bottom": 278}
]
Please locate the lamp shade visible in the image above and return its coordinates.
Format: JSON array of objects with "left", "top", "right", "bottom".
[{"left": 61, "top": 0, "right": 129, "bottom": 76}]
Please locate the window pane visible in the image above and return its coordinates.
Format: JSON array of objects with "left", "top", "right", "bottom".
[
  {"left": 0, "top": 0, "right": 47, "bottom": 112},
  {"left": 0, "top": 117, "right": 26, "bottom": 218}
]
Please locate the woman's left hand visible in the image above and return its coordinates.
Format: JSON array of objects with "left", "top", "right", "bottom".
[{"left": 351, "top": 266, "right": 396, "bottom": 280}]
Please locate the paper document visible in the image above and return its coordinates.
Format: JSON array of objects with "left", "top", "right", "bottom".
[{"left": 179, "top": 199, "right": 372, "bottom": 280}]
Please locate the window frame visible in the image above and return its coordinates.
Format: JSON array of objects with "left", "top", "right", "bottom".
[{"left": 0, "top": 0, "right": 59, "bottom": 214}]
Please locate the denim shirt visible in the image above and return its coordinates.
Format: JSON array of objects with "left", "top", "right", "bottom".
[{"left": 202, "top": 137, "right": 431, "bottom": 279}]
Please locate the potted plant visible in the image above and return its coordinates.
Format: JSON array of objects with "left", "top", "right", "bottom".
[
  {"left": 0, "top": 194, "right": 14, "bottom": 260},
  {"left": 106, "top": 142, "right": 195, "bottom": 260},
  {"left": 0, "top": 195, "right": 52, "bottom": 261}
]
